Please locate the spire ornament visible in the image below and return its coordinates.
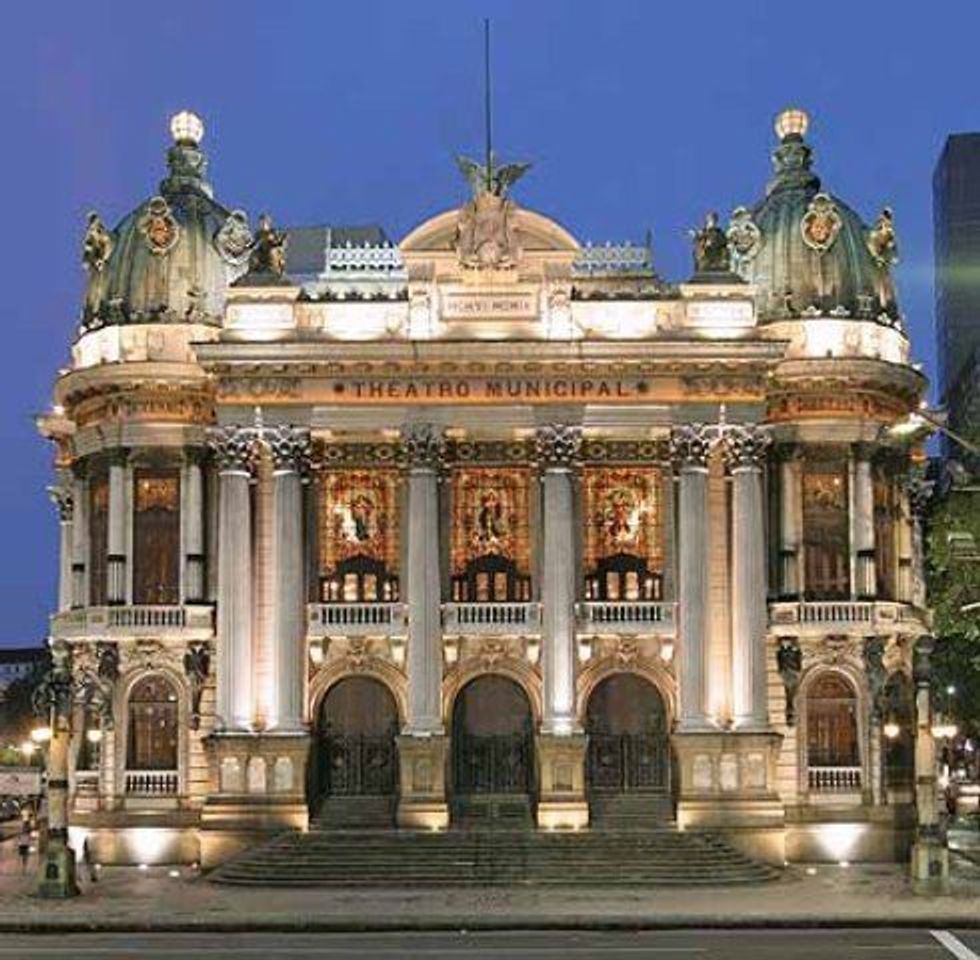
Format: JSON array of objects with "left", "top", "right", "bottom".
[
  {"left": 867, "top": 207, "right": 898, "bottom": 268},
  {"left": 82, "top": 212, "right": 113, "bottom": 273}
]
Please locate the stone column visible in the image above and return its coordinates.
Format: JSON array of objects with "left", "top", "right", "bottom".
[
  {"left": 536, "top": 424, "right": 582, "bottom": 736},
  {"left": 209, "top": 426, "right": 258, "bottom": 732},
  {"left": 49, "top": 486, "right": 74, "bottom": 613},
  {"left": 402, "top": 423, "right": 445, "bottom": 736},
  {"left": 106, "top": 453, "right": 128, "bottom": 605},
  {"left": 725, "top": 425, "right": 772, "bottom": 730},
  {"left": 183, "top": 452, "right": 206, "bottom": 604},
  {"left": 853, "top": 444, "right": 876, "bottom": 599},
  {"left": 670, "top": 425, "right": 713, "bottom": 731},
  {"left": 909, "top": 636, "right": 949, "bottom": 890},
  {"left": 777, "top": 446, "right": 802, "bottom": 599},
  {"left": 70, "top": 471, "right": 88, "bottom": 608},
  {"left": 267, "top": 425, "right": 311, "bottom": 732},
  {"left": 36, "top": 641, "right": 78, "bottom": 898}
]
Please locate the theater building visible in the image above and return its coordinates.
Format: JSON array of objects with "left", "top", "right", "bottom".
[{"left": 39, "top": 107, "right": 930, "bottom": 868}]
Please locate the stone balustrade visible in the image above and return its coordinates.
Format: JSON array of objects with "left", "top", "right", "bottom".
[
  {"left": 307, "top": 603, "right": 408, "bottom": 638},
  {"left": 807, "top": 766, "right": 862, "bottom": 793},
  {"left": 50, "top": 605, "right": 214, "bottom": 641},
  {"left": 577, "top": 601, "right": 677, "bottom": 635},
  {"left": 769, "top": 600, "right": 929, "bottom": 636},
  {"left": 442, "top": 602, "right": 541, "bottom": 636},
  {"left": 125, "top": 770, "right": 179, "bottom": 796}
]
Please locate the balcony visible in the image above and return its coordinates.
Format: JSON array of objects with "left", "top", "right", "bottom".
[
  {"left": 577, "top": 601, "right": 677, "bottom": 636},
  {"left": 442, "top": 602, "right": 541, "bottom": 636},
  {"left": 769, "top": 600, "right": 929, "bottom": 636},
  {"left": 307, "top": 603, "right": 407, "bottom": 638},
  {"left": 125, "top": 770, "right": 179, "bottom": 797},
  {"left": 50, "top": 605, "right": 214, "bottom": 641},
  {"left": 807, "top": 766, "right": 862, "bottom": 793}
]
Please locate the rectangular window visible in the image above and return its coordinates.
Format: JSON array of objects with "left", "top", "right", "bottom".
[
  {"left": 132, "top": 470, "right": 180, "bottom": 605},
  {"left": 89, "top": 475, "right": 109, "bottom": 606},
  {"left": 874, "top": 475, "right": 896, "bottom": 600},
  {"left": 802, "top": 461, "right": 850, "bottom": 600}
]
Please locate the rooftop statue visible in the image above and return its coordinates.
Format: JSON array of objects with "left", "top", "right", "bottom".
[
  {"left": 454, "top": 153, "right": 530, "bottom": 270},
  {"left": 81, "top": 212, "right": 113, "bottom": 273},
  {"left": 248, "top": 213, "right": 287, "bottom": 276},
  {"left": 690, "top": 211, "right": 731, "bottom": 274},
  {"left": 867, "top": 206, "right": 898, "bottom": 268}
]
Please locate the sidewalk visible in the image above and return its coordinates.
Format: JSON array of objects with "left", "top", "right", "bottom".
[{"left": 1, "top": 839, "right": 980, "bottom": 933}]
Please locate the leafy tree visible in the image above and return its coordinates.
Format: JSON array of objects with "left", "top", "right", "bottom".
[
  {"left": 926, "top": 449, "right": 980, "bottom": 739},
  {"left": 0, "top": 654, "right": 48, "bottom": 757}
]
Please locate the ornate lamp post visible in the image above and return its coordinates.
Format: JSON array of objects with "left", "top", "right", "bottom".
[{"left": 32, "top": 641, "right": 79, "bottom": 898}]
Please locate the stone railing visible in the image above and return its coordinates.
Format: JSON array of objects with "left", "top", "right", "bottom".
[
  {"left": 577, "top": 601, "right": 677, "bottom": 635},
  {"left": 125, "top": 770, "right": 179, "bottom": 796},
  {"left": 769, "top": 601, "right": 928, "bottom": 634},
  {"left": 808, "top": 766, "right": 862, "bottom": 793},
  {"left": 442, "top": 602, "right": 541, "bottom": 636},
  {"left": 50, "top": 605, "right": 214, "bottom": 640},
  {"left": 307, "top": 603, "right": 407, "bottom": 638}
]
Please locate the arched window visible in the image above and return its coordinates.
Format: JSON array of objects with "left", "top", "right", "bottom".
[
  {"left": 127, "top": 675, "right": 179, "bottom": 771},
  {"left": 806, "top": 673, "right": 861, "bottom": 791}
]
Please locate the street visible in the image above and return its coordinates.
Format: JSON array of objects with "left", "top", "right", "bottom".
[{"left": 1, "top": 930, "right": 980, "bottom": 959}]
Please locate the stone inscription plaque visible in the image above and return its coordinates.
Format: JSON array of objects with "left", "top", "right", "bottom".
[{"left": 329, "top": 377, "right": 648, "bottom": 404}]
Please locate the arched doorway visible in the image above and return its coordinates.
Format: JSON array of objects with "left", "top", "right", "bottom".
[
  {"left": 312, "top": 677, "right": 399, "bottom": 824},
  {"left": 804, "top": 672, "right": 861, "bottom": 793},
  {"left": 586, "top": 674, "right": 670, "bottom": 796},
  {"left": 451, "top": 675, "right": 534, "bottom": 825}
]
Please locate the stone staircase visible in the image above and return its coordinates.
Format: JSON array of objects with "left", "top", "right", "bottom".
[
  {"left": 312, "top": 795, "right": 395, "bottom": 831},
  {"left": 209, "top": 824, "right": 781, "bottom": 887}
]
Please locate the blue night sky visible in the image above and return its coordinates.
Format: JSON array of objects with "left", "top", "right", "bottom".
[{"left": 0, "top": 1, "right": 975, "bottom": 647}]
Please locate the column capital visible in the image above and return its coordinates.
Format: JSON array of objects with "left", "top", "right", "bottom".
[
  {"left": 722, "top": 424, "right": 772, "bottom": 472},
  {"left": 47, "top": 485, "right": 73, "bottom": 522},
  {"left": 207, "top": 425, "right": 259, "bottom": 475},
  {"left": 399, "top": 422, "right": 446, "bottom": 469},
  {"left": 534, "top": 423, "right": 582, "bottom": 468},
  {"left": 669, "top": 423, "right": 714, "bottom": 470},
  {"left": 265, "top": 424, "right": 313, "bottom": 474}
]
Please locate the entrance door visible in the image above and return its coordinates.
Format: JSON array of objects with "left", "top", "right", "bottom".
[
  {"left": 586, "top": 674, "right": 669, "bottom": 794},
  {"left": 315, "top": 677, "right": 399, "bottom": 800},
  {"left": 452, "top": 676, "right": 534, "bottom": 824}
]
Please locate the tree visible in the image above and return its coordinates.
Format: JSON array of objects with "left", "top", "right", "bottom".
[
  {"left": 0, "top": 655, "right": 48, "bottom": 754},
  {"left": 926, "top": 449, "right": 980, "bottom": 739}
]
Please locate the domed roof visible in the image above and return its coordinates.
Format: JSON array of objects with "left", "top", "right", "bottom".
[
  {"left": 79, "top": 112, "right": 251, "bottom": 334},
  {"left": 727, "top": 110, "right": 901, "bottom": 328}
]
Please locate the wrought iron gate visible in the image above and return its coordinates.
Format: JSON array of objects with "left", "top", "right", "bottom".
[
  {"left": 587, "top": 733, "right": 669, "bottom": 793},
  {"left": 454, "top": 732, "right": 531, "bottom": 795},
  {"left": 323, "top": 733, "right": 397, "bottom": 796}
]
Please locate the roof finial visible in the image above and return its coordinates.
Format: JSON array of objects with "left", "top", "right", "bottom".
[{"left": 455, "top": 22, "right": 531, "bottom": 198}]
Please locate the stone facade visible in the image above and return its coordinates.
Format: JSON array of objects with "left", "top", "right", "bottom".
[{"left": 38, "top": 110, "right": 930, "bottom": 868}]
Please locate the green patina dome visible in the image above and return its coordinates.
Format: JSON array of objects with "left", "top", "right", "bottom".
[
  {"left": 728, "top": 110, "right": 901, "bottom": 328},
  {"left": 79, "top": 113, "right": 251, "bottom": 334}
]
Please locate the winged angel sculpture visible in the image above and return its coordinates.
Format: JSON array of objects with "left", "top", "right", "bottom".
[{"left": 454, "top": 153, "right": 531, "bottom": 269}]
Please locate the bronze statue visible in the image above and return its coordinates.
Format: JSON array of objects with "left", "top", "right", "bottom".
[
  {"left": 454, "top": 154, "right": 530, "bottom": 270},
  {"left": 248, "top": 213, "right": 287, "bottom": 276},
  {"left": 455, "top": 153, "right": 531, "bottom": 198},
  {"left": 867, "top": 206, "right": 898, "bottom": 267},
  {"left": 82, "top": 212, "right": 113, "bottom": 273},
  {"left": 690, "top": 211, "right": 731, "bottom": 273}
]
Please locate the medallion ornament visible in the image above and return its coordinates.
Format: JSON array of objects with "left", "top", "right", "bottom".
[
  {"left": 82, "top": 212, "right": 113, "bottom": 272},
  {"left": 801, "top": 193, "right": 842, "bottom": 253},
  {"left": 214, "top": 209, "right": 254, "bottom": 265},
  {"left": 534, "top": 424, "right": 583, "bottom": 467},
  {"left": 138, "top": 196, "right": 180, "bottom": 255},
  {"left": 726, "top": 206, "right": 762, "bottom": 269},
  {"left": 866, "top": 206, "right": 898, "bottom": 268}
]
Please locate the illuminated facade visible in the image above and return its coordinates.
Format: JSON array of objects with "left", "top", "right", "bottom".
[{"left": 39, "top": 108, "right": 931, "bottom": 869}]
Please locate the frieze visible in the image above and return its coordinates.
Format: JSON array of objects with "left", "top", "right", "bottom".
[
  {"left": 534, "top": 424, "right": 583, "bottom": 466},
  {"left": 215, "top": 377, "right": 301, "bottom": 400},
  {"left": 581, "top": 438, "right": 669, "bottom": 464}
]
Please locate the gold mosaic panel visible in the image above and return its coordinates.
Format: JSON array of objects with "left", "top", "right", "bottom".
[
  {"left": 450, "top": 467, "right": 532, "bottom": 575},
  {"left": 319, "top": 470, "right": 399, "bottom": 575},
  {"left": 583, "top": 467, "right": 664, "bottom": 570}
]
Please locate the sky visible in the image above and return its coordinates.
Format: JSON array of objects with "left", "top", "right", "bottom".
[{"left": 0, "top": 0, "right": 976, "bottom": 647}]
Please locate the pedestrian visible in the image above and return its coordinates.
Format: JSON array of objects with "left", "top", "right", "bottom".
[
  {"left": 17, "top": 834, "right": 30, "bottom": 874},
  {"left": 83, "top": 837, "right": 97, "bottom": 883}
]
